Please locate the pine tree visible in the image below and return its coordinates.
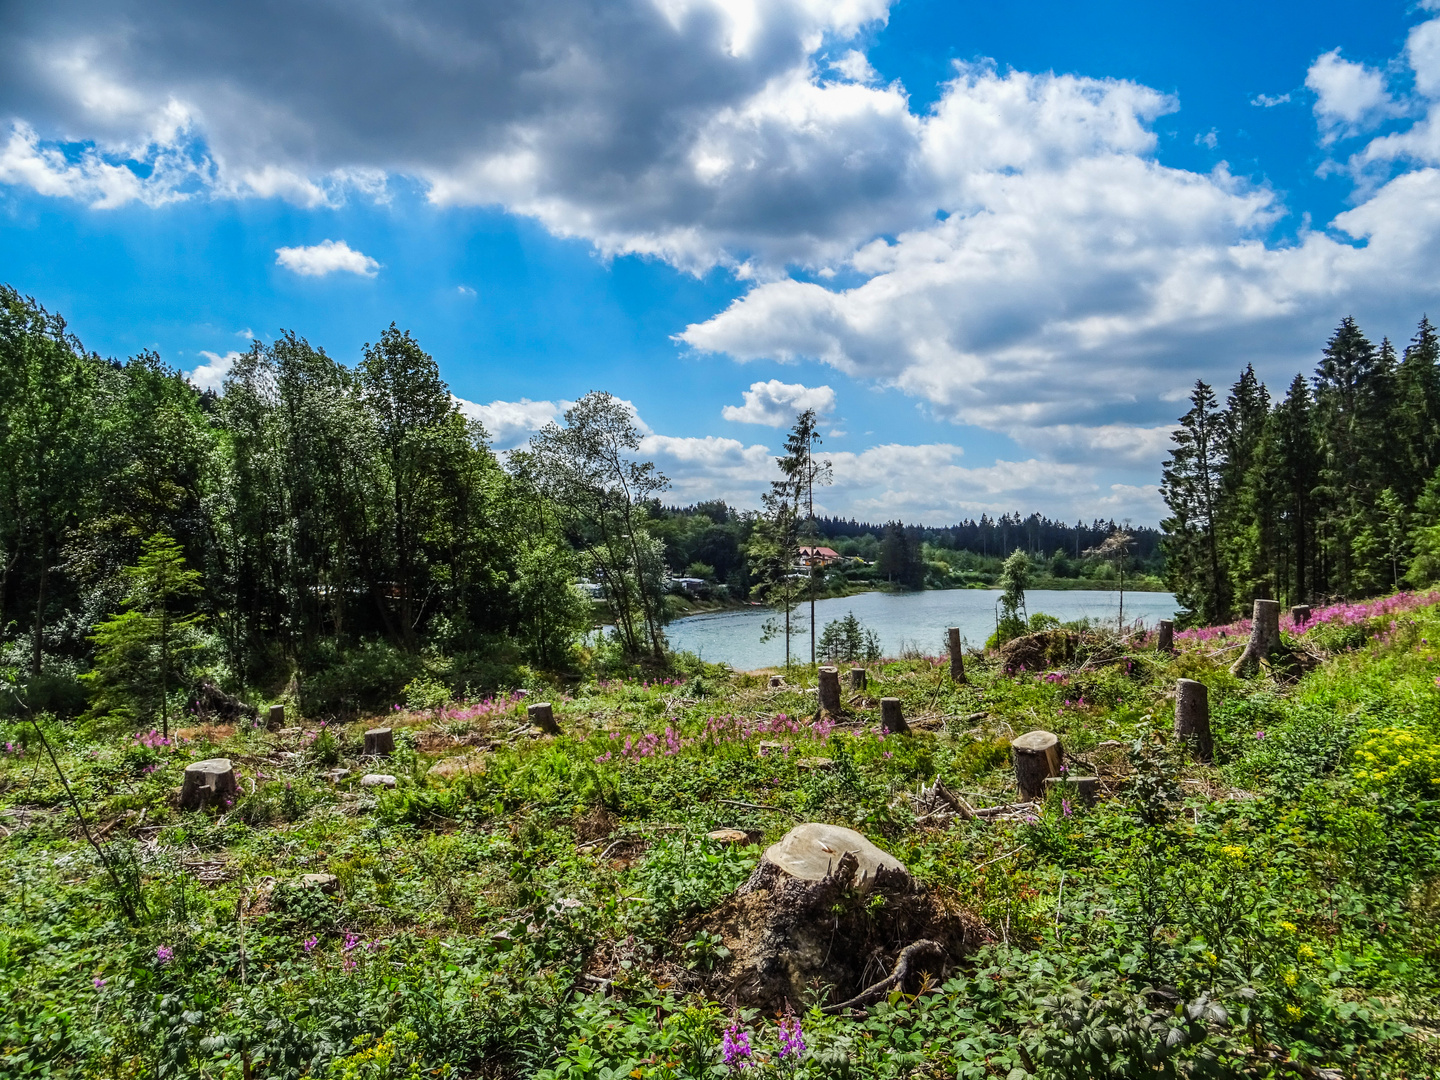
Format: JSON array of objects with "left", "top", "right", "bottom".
[
  {"left": 1268, "top": 374, "right": 1320, "bottom": 605},
  {"left": 1396, "top": 316, "right": 1440, "bottom": 503},
  {"left": 1219, "top": 365, "right": 1271, "bottom": 606},
  {"left": 1161, "top": 381, "right": 1230, "bottom": 624},
  {"left": 82, "top": 533, "right": 205, "bottom": 737}
]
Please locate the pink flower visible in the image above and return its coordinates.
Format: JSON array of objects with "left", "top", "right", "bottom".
[
  {"left": 93, "top": 977, "right": 107, "bottom": 989},
  {"left": 1255, "top": 730, "right": 1266, "bottom": 740},
  {"left": 155, "top": 946, "right": 174, "bottom": 963},
  {"left": 303, "top": 936, "right": 318, "bottom": 953}
]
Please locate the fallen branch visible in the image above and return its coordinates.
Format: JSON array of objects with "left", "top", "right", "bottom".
[
  {"left": 975, "top": 844, "right": 1026, "bottom": 870},
  {"left": 823, "top": 940, "right": 944, "bottom": 1013}
]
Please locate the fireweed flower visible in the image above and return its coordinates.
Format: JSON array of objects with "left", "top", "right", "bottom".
[
  {"left": 720, "top": 1021, "right": 752, "bottom": 1069},
  {"left": 93, "top": 977, "right": 106, "bottom": 989},
  {"left": 155, "top": 946, "right": 174, "bottom": 963},
  {"left": 777, "top": 1015, "right": 806, "bottom": 1060},
  {"left": 1255, "top": 730, "right": 1266, "bottom": 740},
  {"left": 1062, "top": 798, "right": 1073, "bottom": 817},
  {"left": 303, "top": 936, "right": 318, "bottom": 953},
  {"left": 343, "top": 932, "right": 360, "bottom": 951}
]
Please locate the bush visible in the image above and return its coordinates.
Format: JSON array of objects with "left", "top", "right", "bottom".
[
  {"left": 300, "top": 641, "right": 422, "bottom": 717},
  {"left": 402, "top": 674, "right": 452, "bottom": 711},
  {"left": 1351, "top": 725, "right": 1440, "bottom": 794}
]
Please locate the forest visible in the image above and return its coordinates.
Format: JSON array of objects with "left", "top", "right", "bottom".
[{"left": 1162, "top": 315, "right": 1440, "bottom": 626}]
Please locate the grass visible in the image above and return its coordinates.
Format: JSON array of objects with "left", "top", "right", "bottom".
[{"left": 2, "top": 600, "right": 1440, "bottom": 1078}]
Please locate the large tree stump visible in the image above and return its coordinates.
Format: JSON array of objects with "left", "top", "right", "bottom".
[
  {"left": 818, "top": 666, "right": 843, "bottom": 715},
  {"left": 1156, "top": 619, "right": 1174, "bottom": 654},
  {"left": 880, "top": 697, "right": 909, "bottom": 735},
  {"left": 1230, "top": 599, "right": 1282, "bottom": 676},
  {"left": 180, "top": 758, "right": 239, "bottom": 810},
  {"left": 1173, "top": 678, "right": 1212, "bottom": 762},
  {"left": 1012, "top": 731, "right": 1063, "bottom": 801},
  {"left": 849, "top": 667, "right": 867, "bottom": 692},
  {"left": 947, "top": 627, "right": 967, "bottom": 684},
  {"left": 1291, "top": 604, "right": 1311, "bottom": 626},
  {"left": 267, "top": 703, "right": 284, "bottom": 730},
  {"left": 527, "top": 702, "right": 560, "bottom": 735},
  {"left": 363, "top": 727, "right": 395, "bottom": 755},
  {"left": 768, "top": 675, "right": 786, "bottom": 689}
]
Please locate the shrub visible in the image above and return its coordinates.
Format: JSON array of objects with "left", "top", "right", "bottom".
[
  {"left": 300, "top": 641, "right": 422, "bottom": 717},
  {"left": 1350, "top": 725, "right": 1440, "bottom": 794},
  {"left": 402, "top": 674, "right": 451, "bottom": 711}
]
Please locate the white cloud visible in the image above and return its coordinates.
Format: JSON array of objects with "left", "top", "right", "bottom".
[
  {"left": 274, "top": 239, "right": 380, "bottom": 278},
  {"left": 187, "top": 349, "right": 242, "bottom": 392},
  {"left": 640, "top": 433, "right": 775, "bottom": 504},
  {"left": 1195, "top": 128, "right": 1218, "bottom": 149},
  {"left": 1251, "top": 93, "right": 1291, "bottom": 108},
  {"left": 456, "top": 285, "right": 476, "bottom": 297},
  {"left": 1305, "top": 48, "right": 1398, "bottom": 141},
  {"left": 235, "top": 327, "right": 254, "bottom": 339},
  {"left": 453, "top": 396, "right": 566, "bottom": 447},
  {"left": 721, "top": 378, "right": 835, "bottom": 425}
]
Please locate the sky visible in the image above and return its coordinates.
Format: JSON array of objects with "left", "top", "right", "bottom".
[{"left": 2, "top": 0, "right": 1439, "bottom": 526}]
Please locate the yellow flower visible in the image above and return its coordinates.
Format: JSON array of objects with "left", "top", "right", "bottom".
[
  {"left": 1283, "top": 970, "right": 1298, "bottom": 987},
  {"left": 1279, "top": 921, "right": 1297, "bottom": 934},
  {"left": 1286, "top": 1004, "right": 1303, "bottom": 1021},
  {"left": 1220, "top": 844, "right": 1246, "bottom": 861},
  {"left": 1298, "top": 944, "right": 1315, "bottom": 961}
]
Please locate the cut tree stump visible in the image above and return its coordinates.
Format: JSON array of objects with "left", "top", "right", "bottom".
[
  {"left": 527, "top": 702, "right": 560, "bottom": 734},
  {"left": 880, "top": 697, "right": 909, "bottom": 735},
  {"left": 818, "top": 667, "right": 843, "bottom": 715},
  {"left": 1291, "top": 604, "right": 1311, "bottom": 626},
  {"left": 1012, "top": 731, "right": 1063, "bottom": 801},
  {"left": 364, "top": 727, "right": 395, "bottom": 756},
  {"left": 1173, "top": 678, "right": 1212, "bottom": 762},
  {"left": 267, "top": 703, "right": 284, "bottom": 729},
  {"left": 768, "top": 675, "right": 786, "bottom": 689},
  {"left": 180, "top": 758, "right": 239, "bottom": 810},
  {"left": 849, "top": 667, "right": 867, "bottom": 691},
  {"left": 1230, "top": 599, "right": 1282, "bottom": 677},
  {"left": 1044, "top": 774, "right": 1099, "bottom": 806},
  {"left": 947, "top": 627, "right": 967, "bottom": 684},
  {"left": 1156, "top": 619, "right": 1174, "bottom": 654}
]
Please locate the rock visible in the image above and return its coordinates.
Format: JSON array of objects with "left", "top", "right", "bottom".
[
  {"left": 323, "top": 768, "right": 350, "bottom": 783},
  {"left": 363, "top": 727, "right": 395, "bottom": 755},
  {"left": 708, "top": 829, "right": 751, "bottom": 845},
  {"left": 360, "top": 774, "right": 397, "bottom": 788},
  {"left": 758, "top": 823, "right": 908, "bottom": 891},
  {"left": 796, "top": 757, "right": 834, "bottom": 771},
  {"left": 299, "top": 873, "right": 339, "bottom": 893},
  {"left": 180, "top": 758, "right": 239, "bottom": 810}
]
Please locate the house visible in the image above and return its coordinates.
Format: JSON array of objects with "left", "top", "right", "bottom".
[{"left": 797, "top": 545, "right": 843, "bottom": 566}]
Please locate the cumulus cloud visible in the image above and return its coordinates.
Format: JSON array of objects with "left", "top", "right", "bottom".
[
  {"left": 721, "top": 379, "right": 835, "bottom": 425},
  {"left": 453, "top": 395, "right": 565, "bottom": 447},
  {"left": 1305, "top": 48, "right": 1398, "bottom": 141},
  {"left": 1251, "top": 93, "right": 1291, "bottom": 108},
  {"left": 187, "top": 349, "right": 242, "bottom": 392},
  {"left": 274, "top": 239, "right": 380, "bottom": 277}
]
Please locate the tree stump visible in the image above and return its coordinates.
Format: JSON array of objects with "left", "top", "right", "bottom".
[
  {"left": 947, "top": 627, "right": 967, "bottom": 684},
  {"left": 527, "top": 702, "right": 560, "bottom": 735},
  {"left": 1291, "top": 604, "right": 1311, "bottom": 626},
  {"left": 1044, "top": 774, "right": 1099, "bottom": 807},
  {"left": 768, "top": 675, "right": 786, "bottom": 689},
  {"left": 849, "top": 667, "right": 867, "bottom": 691},
  {"left": 1173, "top": 678, "right": 1212, "bottom": 762},
  {"left": 180, "top": 758, "right": 239, "bottom": 810},
  {"left": 1156, "top": 619, "right": 1174, "bottom": 653},
  {"left": 880, "top": 697, "right": 909, "bottom": 735},
  {"left": 1230, "top": 599, "right": 1282, "bottom": 676},
  {"left": 363, "top": 727, "right": 395, "bottom": 756},
  {"left": 817, "top": 667, "right": 843, "bottom": 715},
  {"left": 1011, "top": 731, "right": 1063, "bottom": 801},
  {"left": 267, "top": 703, "right": 285, "bottom": 730}
]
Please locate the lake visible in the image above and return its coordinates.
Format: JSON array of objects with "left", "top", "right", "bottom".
[{"left": 663, "top": 588, "right": 1178, "bottom": 670}]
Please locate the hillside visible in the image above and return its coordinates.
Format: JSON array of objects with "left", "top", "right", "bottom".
[{"left": 3, "top": 596, "right": 1439, "bottom": 1078}]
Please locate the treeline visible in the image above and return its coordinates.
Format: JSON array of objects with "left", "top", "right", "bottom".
[
  {"left": 811, "top": 514, "right": 1163, "bottom": 563},
  {"left": 1162, "top": 315, "right": 1440, "bottom": 625}
]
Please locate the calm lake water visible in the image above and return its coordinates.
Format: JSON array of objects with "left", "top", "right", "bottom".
[{"left": 664, "top": 588, "right": 1178, "bottom": 670}]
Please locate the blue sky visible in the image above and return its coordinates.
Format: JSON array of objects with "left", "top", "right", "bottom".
[{"left": 2, "top": 0, "right": 1438, "bottom": 524}]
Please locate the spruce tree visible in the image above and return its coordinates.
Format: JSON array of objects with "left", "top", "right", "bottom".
[
  {"left": 1161, "top": 381, "right": 1229, "bottom": 624},
  {"left": 1397, "top": 316, "right": 1440, "bottom": 503}
]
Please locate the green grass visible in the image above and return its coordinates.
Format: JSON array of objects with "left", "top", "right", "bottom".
[{"left": 2, "top": 607, "right": 1439, "bottom": 1078}]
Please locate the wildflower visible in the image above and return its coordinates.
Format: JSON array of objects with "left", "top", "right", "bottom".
[
  {"left": 720, "top": 1021, "right": 752, "bottom": 1069},
  {"left": 1220, "top": 844, "right": 1246, "bottom": 862},
  {"left": 1255, "top": 730, "right": 1266, "bottom": 740},
  {"left": 303, "top": 936, "right": 318, "bottom": 953},
  {"left": 1061, "top": 798, "right": 1072, "bottom": 817},
  {"left": 342, "top": 957, "right": 357, "bottom": 972},
  {"left": 1279, "top": 921, "right": 1297, "bottom": 934},
  {"left": 155, "top": 946, "right": 174, "bottom": 963},
  {"left": 777, "top": 1014, "right": 806, "bottom": 1060},
  {"left": 93, "top": 977, "right": 107, "bottom": 989},
  {"left": 344, "top": 932, "right": 360, "bottom": 951},
  {"left": 1286, "top": 1004, "right": 1303, "bottom": 1021}
]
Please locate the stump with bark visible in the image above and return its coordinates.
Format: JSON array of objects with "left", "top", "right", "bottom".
[
  {"left": 363, "top": 727, "right": 395, "bottom": 756},
  {"left": 527, "top": 702, "right": 561, "bottom": 734},
  {"left": 880, "top": 697, "right": 909, "bottom": 735},
  {"left": 947, "top": 627, "right": 967, "bottom": 684},
  {"left": 849, "top": 667, "right": 867, "bottom": 692},
  {"left": 1173, "top": 678, "right": 1212, "bottom": 762},
  {"left": 818, "top": 667, "right": 843, "bottom": 715},
  {"left": 1156, "top": 619, "right": 1174, "bottom": 654},
  {"left": 1291, "top": 604, "right": 1311, "bottom": 626},
  {"left": 267, "top": 704, "right": 284, "bottom": 730},
  {"left": 768, "top": 675, "right": 786, "bottom": 689},
  {"left": 1230, "top": 599, "right": 1282, "bottom": 677},
  {"left": 180, "top": 758, "right": 239, "bottom": 810},
  {"left": 1012, "top": 730, "right": 1063, "bottom": 801}
]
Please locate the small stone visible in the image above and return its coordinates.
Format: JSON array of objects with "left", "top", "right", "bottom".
[
  {"left": 708, "top": 829, "right": 750, "bottom": 845},
  {"left": 299, "top": 873, "right": 339, "bottom": 893},
  {"left": 323, "top": 768, "right": 350, "bottom": 783},
  {"left": 360, "top": 774, "right": 397, "bottom": 788}
]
